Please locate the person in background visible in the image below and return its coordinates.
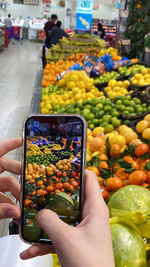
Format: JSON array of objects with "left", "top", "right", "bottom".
[
  {"left": 47, "top": 20, "right": 69, "bottom": 48},
  {"left": 0, "top": 138, "right": 115, "bottom": 267},
  {"left": 44, "top": 14, "right": 57, "bottom": 39},
  {"left": 4, "top": 14, "right": 12, "bottom": 39},
  {"left": 96, "top": 22, "right": 105, "bottom": 39}
]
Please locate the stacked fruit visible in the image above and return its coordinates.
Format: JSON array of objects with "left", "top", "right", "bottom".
[
  {"left": 40, "top": 71, "right": 104, "bottom": 114},
  {"left": 130, "top": 68, "right": 150, "bottom": 86},
  {"left": 104, "top": 80, "right": 132, "bottom": 100},
  {"left": 94, "top": 71, "right": 120, "bottom": 85},
  {"left": 115, "top": 95, "right": 150, "bottom": 117},
  {"left": 118, "top": 64, "right": 145, "bottom": 76},
  {"left": 42, "top": 60, "right": 76, "bottom": 87},
  {"left": 136, "top": 114, "right": 150, "bottom": 140}
]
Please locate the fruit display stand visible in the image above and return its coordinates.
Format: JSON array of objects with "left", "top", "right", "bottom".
[{"left": 30, "top": 37, "right": 150, "bottom": 266}]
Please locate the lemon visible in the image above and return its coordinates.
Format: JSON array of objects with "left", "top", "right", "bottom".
[
  {"left": 117, "top": 81, "right": 123, "bottom": 87},
  {"left": 132, "top": 79, "right": 138, "bottom": 85},
  {"left": 86, "top": 83, "right": 93, "bottom": 91},
  {"left": 141, "top": 68, "right": 148, "bottom": 75},
  {"left": 136, "top": 120, "right": 149, "bottom": 133},
  {"left": 69, "top": 74, "right": 79, "bottom": 82},
  {"left": 108, "top": 79, "right": 118, "bottom": 88},
  {"left": 58, "top": 79, "right": 65, "bottom": 87},
  {"left": 93, "top": 127, "right": 105, "bottom": 137},
  {"left": 72, "top": 87, "right": 80, "bottom": 94},
  {"left": 105, "top": 86, "right": 112, "bottom": 93},
  {"left": 109, "top": 134, "right": 126, "bottom": 147},
  {"left": 62, "top": 94, "right": 69, "bottom": 100},
  {"left": 77, "top": 81, "right": 85, "bottom": 89},
  {"left": 51, "top": 99, "right": 58, "bottom": 105},
  {"left": 86, "top": 153, "right": 92, "bottom": 161},
  {"left": 123, "top": 80, "right": 130, "bottom": 88},
  {"left": 87, "top": 128, "right": 93, "bottom": 136},
  {"left": 67, "top": 81, "right": 76, "bottom": 90},
  {"left": 144, "top": 114, "right": 150, "bottom": 123},
  {"left": 134, "top": 73, "right": 142, "bottom": 80},
  {"left": 74, "top": 94, "right": 81, "bottom": 101},
  {"left": 142, "top": 128, "right": 150, "bottom": 140},
  {"left": 113, "top": 86, "right": 120, "bottom": 92},
  {"left": 65, "top": 100, "right": 71, "bottom": 105},
  {"left": 138, "top": 79, "right": 145, "bottom": 86},
  {"left": 41, "top": 108, "right": 49, "bottom": 114}
]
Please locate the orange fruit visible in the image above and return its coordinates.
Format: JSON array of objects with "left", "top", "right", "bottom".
[
  {"left": 98, "top": 153, "right": 108, "bottom": 161},
  {"left": 102, "top": 188, "right": 110, "bottom": 200},
  {"left": 134, "top": 144, "right": 149, "bottom": 157},
  {"left": 105, "top": 177, "right": 123, "bottom": 191},
  {"left": 87, "top": 166, "right": 100, "bottom": 176},
  {"left": 98, "top": 161, "right": 109, "bottom": 171},
  {"left": 129, "top": 170, "right": 147, "bottom": 185},
  {"left": 110, "top": 144, "right": 121, "bottom": 158}
]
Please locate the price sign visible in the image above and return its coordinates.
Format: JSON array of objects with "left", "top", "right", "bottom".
[
  {"left": 77, "top": 0, "right": 93, "bottom": 13},
  {"left": 76, "top": 13, "right": 92, "bottom": 31}
]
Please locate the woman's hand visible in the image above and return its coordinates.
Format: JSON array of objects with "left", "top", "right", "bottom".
[
  {"left": 20, "top": 170, "right": 114, "bottom": 267},
  {"left": 0, "top": 138, "right": 22, "bottom": 220}
]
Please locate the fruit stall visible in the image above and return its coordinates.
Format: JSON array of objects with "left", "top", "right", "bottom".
[{"left": 29, "top": 33, "right": 150, "bottom": 266}]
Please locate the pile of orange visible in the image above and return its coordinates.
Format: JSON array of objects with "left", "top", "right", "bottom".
[
  {"left": 87, "top": 143, "right": 150, "bottom": 200},
  {"left": 68, "top": 53, "right": 86, "bottom": 62},
  {"left": 41, "top": 60, "right": 75, "bottom": 87}
]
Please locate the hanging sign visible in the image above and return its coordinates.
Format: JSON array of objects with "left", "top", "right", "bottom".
[
  {"left": 77, "top": 0, "right": 94, "bottom": 13},
  {"left": 76, "top": 0, "right": 93, "bottom": 31}
]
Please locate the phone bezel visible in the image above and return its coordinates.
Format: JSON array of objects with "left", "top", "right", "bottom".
[{"left": 20, "top": 114, "right": 87, "bottom": 245}]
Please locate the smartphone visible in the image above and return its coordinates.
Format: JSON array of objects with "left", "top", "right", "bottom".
[{"left": 21, "top": 114, "right": 86, "bottom": 244}]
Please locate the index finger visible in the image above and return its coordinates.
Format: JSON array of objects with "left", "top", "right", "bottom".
[{"left": 0, "top": 138, "right": 22, "bottom": 158}]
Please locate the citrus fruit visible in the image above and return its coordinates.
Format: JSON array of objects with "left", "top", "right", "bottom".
[
  {"left": 144, "top": 114, "right": 150, "bottom": 123},
  {"left": 142, "top": 128, "right": 150, "bottom": 140},
  {"left": 134, "top": 143, "right": 149, "bottom": 157},
  {"left": 110, "top": 144, "right": 121, "bottom": 158},
  {"left": 46, "top": 192, "right": 74, "bottom": 213},
  {"left": 129, "top": 170, "right": 147, "bottom": 185},
  {"left": 105, "top": 124, "right": 114, "bottom": 133},
  {"left": 92, "top": 127, "right": 105, "bottom": 137},
  {"left": 136, "top": 120, "right": 149, "bottom": 134},
  {"left": 109, "top": 134, "right": 126, "bottom": 148},
  {"left": 87, "top": 166, "right": 100, "bottom": 176},
  {"left": 105, "top": 177, "right": 123, "bottom": 191}
]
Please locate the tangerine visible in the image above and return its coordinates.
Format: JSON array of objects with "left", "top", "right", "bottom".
[
  {"left": 105, "top": 177, "right": 123, "bottom": 191},
  {"left": 129, "top": 170, "right": 147, "bottom": 185}
]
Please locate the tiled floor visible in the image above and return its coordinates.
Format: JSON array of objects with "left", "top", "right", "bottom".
[{"left": 0, "top": 40, "right": 42, "bottom": 237}]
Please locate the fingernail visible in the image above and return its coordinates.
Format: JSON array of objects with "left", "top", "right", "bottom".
[{"left": 7, "top": 210, "right": 18, "bottom": 218}]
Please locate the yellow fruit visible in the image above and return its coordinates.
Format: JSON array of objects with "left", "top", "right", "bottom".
[
  {"left": 87, "top": 128, "right": 93, "bottom": 136},
  {"left": 109, "top": 134, "right": 126, "bottom": 148},
  {"left": 105, "top": 86, "right": 112, "bottom": 93},
  {"left": 41, "top": 108, "right": 49, "bottom": 114},
  {"left": 141, "top": 68, "right": 148, "bottom": 75},
  {"left": 72, "top": 87, "right": 80, "bottom": 94},
  {"left": 86, "top": 83, "right": 93, "bottom": 91},
  {"left": 58, "top": 79, "right": 65, "bottom": 87},
  {"left": 67, "top": 81, "right": 76, "bottom": 90},
  {"left": 74, "top": 94, "right": 81, "bottom": 101},
  {"left": 69, "top": 74, "right": 79, "bottom": 82},
  {"left": 123, "top": 80, "right": 130, "bottom": 88},
  {"left": 86, "top": 154, "right": 92, "bottom": 162},
  {"left": 91, "top": 152, "right": 100, "bottom": 158},
  {"left": 113, "top": 86, "right": 120, "bottom": 92},
  {"left": 108, "top": 79, "right": 118, "bottom": 88},
  {"left": 117, "top": 81, "right": 123, "bottom": 87},
  {"left": 132, "top": 79, "right": 138, "bottom": 85},
  {"left": 77, "top": 81, "right": 85, "bottom": 89},
  {"left": 136, "top": 120, "right": 149, "bottom": 134},
  {"left": 134, "top": 73, "right": 142, "bottom": 80},
  {"left": 123, "top": 131, "right": 138, "bottom": 144},
  {"left": 92, "top": 127, "right": 105, "bottom": 137},
  {"left": 142, "top": 128, "right": 150, "bottom": 140},
  {"left": 138, "top": 79, "right": 145, "bottom": 86},
  {"left": 144, "top": 114, "right": 150, "bottom": 123},
  {"left": 119, "top": 125, "right": 131, "bottom": 135}
]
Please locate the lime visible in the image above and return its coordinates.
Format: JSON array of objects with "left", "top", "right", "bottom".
[
  {"left": 111, "top": 110, "right": 120, "bottom": 117},
  {"left": 53, "top": 105, "right": 60, "bottom": 112},
  {"left": 126, "top": 95, "right": 132, "bottom": 100},
  {"left": 129, "top": 101, "right": 136, "bottom": 107},
  {"left": 105, "top": 124, "right": 114, "bottom": 133},
  {"left": 103, "top": 115, "right": 111, "bottom": 123},
  {"left": 126, "top": 107, "right": 135, "bottom": 113},
  {"left": 141, "top": 103, "right": 147, "bottom": 108},
  {"left": 101, "top": 122, "right": 109, "bottom": 128},
  {"left": 89, "top": 124, "right": 95, "bottom": 129},
  {"left": 83, "top": 108, "right": 91, "bottom": 115},
  {"left": 87, "top": 113, "right": 95, "bottom": 120},
  {"left": 74, "top": 102, "right": 83, "bottom": 109},
  {"left": 96, "top": 103, "right": 103, "bottom": 110},
  {"left": 123, "top": 110, "right": 129, "bottom": 116},
  {"left": 104, "top": 105, "right": 111, "bottom": 112},
  {"left": 105, "top": 98, "right": 112, "bottom": 105},
  {"left": 84, "top": 104, "right": 92, "bottom": 110},
  {"left": 122, "top": 99, "right": 130, "bottom": 106},
  {"left": 116, "top": 100, "right": 122, "bottom": 105},
  {"left": 132, "top": 97, "right": 141, "bottom": 104},
  {"left": 147, "top": 106, "right": 150, "bottom": 112},
  {"left": 112, "top": 118, "right": 121, "bottom": 128},
  {"left": 95, "top": 110, "right": 105, "bottom": 118},
  {"left": 92, "top": 119, "right": 100, "bottom": 126},
  {"left": 123, "top": 120, "right": 130, "bottom": 126},
  {"left": 136, "top": 107, "right": 143, "bottom": 113},
  {"left": 119, "top": 105, "right": 126, "bottom": 111},
  {"left": 74, "top": 108, "right": 81, "bottom": 113},
  {"left": 82, "top": 99, "right": 91, "bottom": 105},
  {"left": 92, "top": 107, "right": 99, "bottom": 114},
  {"left": 91, "top": 98, "right": 100, "bottom": 106},
  {"left": 99, "top": 97, "right": 106, "bottom": 105}
]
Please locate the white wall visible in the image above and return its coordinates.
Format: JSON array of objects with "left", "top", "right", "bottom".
[{"left": 0, "top": 0, "right": 119, "bottom": 28}]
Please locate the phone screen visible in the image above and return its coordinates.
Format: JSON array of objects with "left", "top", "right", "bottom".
[{"left": 21, "top": 115, "right": 86, "bottom": 244}]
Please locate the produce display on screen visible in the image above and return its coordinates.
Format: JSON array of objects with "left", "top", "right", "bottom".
[{"left": 22, "top": 116, "right": 84, "bottom": 242}]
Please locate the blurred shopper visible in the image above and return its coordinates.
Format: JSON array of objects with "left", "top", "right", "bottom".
[
  {"left": 96, "top": 23, "right": 105, "bottom": 39},
  {"left": 44, "top": 14, "right": 57, "bottom": 38},
  {"left": 47, "top": 20, "right": 69, "bottom": 48},
  {"left": 4, "top": 14, "right": 12, "bottom": 39}
]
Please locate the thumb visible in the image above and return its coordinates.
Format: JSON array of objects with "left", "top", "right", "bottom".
[{"left": 37, "top": 209, "right": 70, "bottom": 244}]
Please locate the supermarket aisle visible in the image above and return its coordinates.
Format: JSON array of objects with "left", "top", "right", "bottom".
[{"left": 0, "top": 41, "right": 42, "bottom": 237}]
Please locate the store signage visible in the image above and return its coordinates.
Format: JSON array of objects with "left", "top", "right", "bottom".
[
  {"left": 77, "top": 0, "right": 94, "bottom": 13},
  {"left": 76, "top": 0, "right": 93, "bottom": 31},
  {"left": 121, "top": 40, "right": 131, "bottom": 45},
  {"left": 76, "top": 13, "right": 92, "bottom": 31}
]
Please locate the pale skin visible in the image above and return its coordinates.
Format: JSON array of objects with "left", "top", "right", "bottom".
[{"left": 0, "top": 138, "right": 115, "bottom": 267}]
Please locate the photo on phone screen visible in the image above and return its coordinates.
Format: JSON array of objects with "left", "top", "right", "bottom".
[{"left": 21, "top": 115, "right": 86, "bottom": 244}]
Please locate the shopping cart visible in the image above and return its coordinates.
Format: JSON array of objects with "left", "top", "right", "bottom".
[
  {"left": 4, "top": 28, "right": 10, "bottom": 47},
  {"left": 12, "top": 26, "right": 23, "bottom": 45}
]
